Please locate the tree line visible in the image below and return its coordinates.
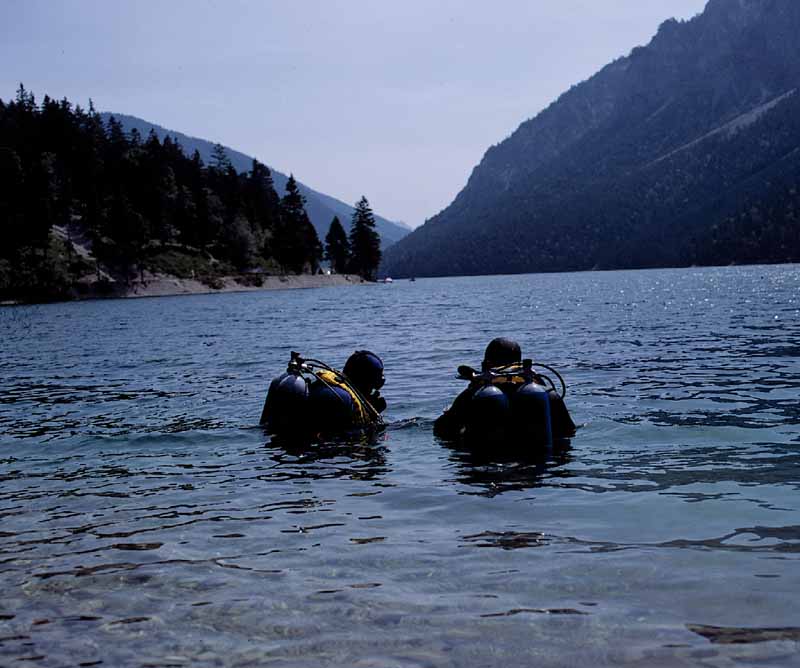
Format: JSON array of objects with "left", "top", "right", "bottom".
[{"left": 0, "top": 85, "right": 381, "bottom": 301}]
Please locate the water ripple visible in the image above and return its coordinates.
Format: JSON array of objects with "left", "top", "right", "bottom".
[{"left": 2, "top": 266, "right": 800, "bottom": 666}]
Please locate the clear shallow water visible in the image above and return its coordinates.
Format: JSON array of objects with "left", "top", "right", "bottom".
[{"left": 1, "top": 266, "right": 800, "bottom": 667}]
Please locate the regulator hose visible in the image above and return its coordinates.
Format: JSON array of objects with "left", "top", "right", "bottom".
[{"left": 534, "top": 362, "right": 568, "bottom": 399}]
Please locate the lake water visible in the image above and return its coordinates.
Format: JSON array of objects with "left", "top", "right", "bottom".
[{"left": 2, "top": 266, "right": 800, "bottom": 667}]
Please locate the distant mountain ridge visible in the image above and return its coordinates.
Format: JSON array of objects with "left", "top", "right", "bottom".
[
  {"left": 382, "top": 0, "right": 800, "bottom": 277},
  {"left": 101, "top": 113, "right": 410, "bottom": 249}
]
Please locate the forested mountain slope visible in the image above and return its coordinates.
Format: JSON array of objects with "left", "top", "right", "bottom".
[
  {"left": 103, "top": 114, "right": 409, "bottom": 249},
  {"left": 382, "top": 0, "right": 800, "bottom": 277},
  {"left": 2, "top": 92, "right": 323, "bottom": 301}
]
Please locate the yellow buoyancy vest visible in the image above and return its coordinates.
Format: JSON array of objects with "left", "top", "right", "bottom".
[
  {"left": 485, "top": 363, "right": 530, "bottom": 388},
  {"left": 315, "top": 369, "right": 379, "bottom": 427}
]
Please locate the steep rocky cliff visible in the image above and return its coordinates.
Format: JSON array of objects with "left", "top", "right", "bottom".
[{"left": 383, "top": 0, "right": 800, "bottom": 277}]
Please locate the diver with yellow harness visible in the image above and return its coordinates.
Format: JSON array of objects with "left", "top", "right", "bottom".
[
  {"left": 260, "top": 350, "right": 386, "bottom": 437},
  {"left": 434, "top": 338, "right": 576, "bottom": 445}
]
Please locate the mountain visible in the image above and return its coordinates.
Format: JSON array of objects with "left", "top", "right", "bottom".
[
  {"left": 382, "top": 0, "right": 800, "bottom": 278},
  {"left": 101, "top": 113, "right": 410, "bottom": 249}
]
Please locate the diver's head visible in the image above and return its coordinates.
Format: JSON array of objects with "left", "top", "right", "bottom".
[
  {"left": 344, "top": 350, "right": 385, "bottom": 395},
  {"left": 482, "top": 337, "right": 521, "bottom": 371}
]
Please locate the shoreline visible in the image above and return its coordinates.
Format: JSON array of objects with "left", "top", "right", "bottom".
[
  {"left": 121, "top": 273, "right": 369, "bottom": 299},
  {"left": 1, "top": 273, "right": 370, "bottom": 306}
]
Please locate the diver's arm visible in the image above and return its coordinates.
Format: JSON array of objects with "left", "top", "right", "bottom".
[
  {"left": 368, "top": 391, "right": 387, "bottom": 414},
  {"left": 548, "top": 390, "right": 576, "bottom": 439},
  {"left": 433, "top": 387, "right": 473, "bottom": 438}
]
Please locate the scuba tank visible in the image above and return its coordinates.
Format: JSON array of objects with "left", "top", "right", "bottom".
[
  {"left": 260, "top": 370, "right": 309, "bottom": 435},
  {"left": 467, "top": 385, "right": 512, "bottom": 443},
  {"left": 512, "top": 381, "right": 552, "bottom": 446},
  {"left": 260, "top": 352, "right": 383, "bottom": 437},
  {"left": 454, "top": 358, "right": 571, "bottom": 447},
  {"left": 307, "top": 373, "right": 358, "bottom": 433}
]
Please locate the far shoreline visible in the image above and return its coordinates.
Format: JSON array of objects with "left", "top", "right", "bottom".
[{"left": 1, "top": 273, "right": 372, "bottom": 307}]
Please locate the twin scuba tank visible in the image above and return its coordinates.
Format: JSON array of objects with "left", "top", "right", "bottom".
[
  {"left": 460, "top": 359, "right": 574, "bottom": 446},
  {"left": 260, "top": 352, "right": 380, "bottom": 437}
]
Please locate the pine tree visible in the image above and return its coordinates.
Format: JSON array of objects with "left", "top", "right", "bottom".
[
  {"left": 105, "top": 115, "right": 127, "bottom": 155},
  {"left": 208, "top": 143, "right": 238, "bottom": 216},
  {"left": 274, "top": 175, "right": 322, "bottom": 273},
  {"left": 244, "top": 160, "right": 281, "bottom": 265},
  {"left": 0, "top": 148, "right": 25, "bottom": 258},
  {"left": 324, "top": 216, "right": 350, "bottom": 273},
  {"left": 15, "top": 83, "right": 35, "bottom": 113},
  {"left": 245, "top": 159, "right": 280, "bottom": 232},
  {"left": 348, "top": 196, "right": 381, "bottom": 280},
  {"left": 211, "top": 142, "right": 232, "bottom": 172}
]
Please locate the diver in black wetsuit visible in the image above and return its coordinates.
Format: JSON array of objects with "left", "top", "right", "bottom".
[
  {"left": 433, "top": 338, "right": 576, "bottom": 440},
  {"left": 433, "top": 338, "right": 520, "bottom": 439},
  {"left": 260, "top": 349, "right": 387, "bottom": 437}
]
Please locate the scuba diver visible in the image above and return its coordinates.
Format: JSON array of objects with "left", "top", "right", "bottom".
[
  {"left": 433, "top": 337, "right": 576, "bottom": 445},
  {"left": 260, "top": 350, "right": 386, "bottom": 438}
]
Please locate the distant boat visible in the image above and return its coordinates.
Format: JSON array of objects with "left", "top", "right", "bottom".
[
  {"left": 383, "top": 277, "right": 394, "bottom": 284},
  {"left": 409, "top": 277, "right": 416, "bottom": 282}
]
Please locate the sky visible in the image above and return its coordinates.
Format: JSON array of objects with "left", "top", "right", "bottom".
[{"left": 2, "top": 0, "right": 709, "bottom": 228}]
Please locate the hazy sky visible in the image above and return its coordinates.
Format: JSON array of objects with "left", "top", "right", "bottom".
[{"left": 2, "top": 0, "right": 708, "bottom": 227}]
